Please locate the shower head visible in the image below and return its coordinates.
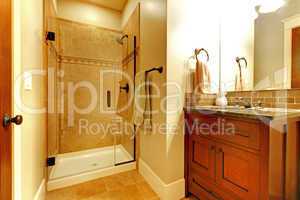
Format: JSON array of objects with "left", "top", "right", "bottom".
[{"left": 116, "top": 34, "right": 128, "bottom": 45}]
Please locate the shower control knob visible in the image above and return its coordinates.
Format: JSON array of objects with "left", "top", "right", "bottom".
[{"left": 3, "top": 114, "right": 23, "bottom": 127}]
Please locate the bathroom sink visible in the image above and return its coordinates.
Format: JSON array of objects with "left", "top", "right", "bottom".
[
  {"left": 188, "top": 105, "right": 300, "bottom": 119},
  {"left": 195, "top": 105, "right": 258, "bottom": 112},
  {"left": 254, "top": 107, "right": 300, "bottom": 113},
  {"left": 194, "top": 105, "right": 240, "bottom": 110},
  {"left": 196, "top": 106, "right": 300, "bottom": 113}
]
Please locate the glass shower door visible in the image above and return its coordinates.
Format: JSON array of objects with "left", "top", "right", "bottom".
[
  {"left": 47, "top": 18, "right": 126, "bottom": 180},
  {"left": 114, "top": 35, "right": 137, "bottom": 165}
]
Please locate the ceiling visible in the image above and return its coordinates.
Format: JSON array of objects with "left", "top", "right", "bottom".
[{"left": 81, "top": 0, "right": 128, "bottom": 12}]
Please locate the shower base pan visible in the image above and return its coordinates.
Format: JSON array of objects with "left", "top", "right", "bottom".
[{"left": 47, "top": 145, "right": 135, "bottom": 191}]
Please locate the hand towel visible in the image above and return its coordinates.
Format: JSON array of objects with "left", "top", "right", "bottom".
[
  {"left": 194, "top": 57, "right": 212, "bottom": 94},
  {"left": 132, "top": 71, "right": 146, "bottom": 126},
  {"left": 143, "top": 73, "right": 153, "bottom": 131},
  {"left": 132, "top": 71, "right": 152, "bottom": 131}
]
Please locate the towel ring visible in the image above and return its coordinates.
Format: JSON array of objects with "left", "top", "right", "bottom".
[
  {"left": 236, "top": 57, "right": 248, "bottom": 68},
  {"left": 145, "top": 66, "right": 163, "bottom": 74},
  {"left": 195, "top": 48, "right": 209, "bottom": 62}
]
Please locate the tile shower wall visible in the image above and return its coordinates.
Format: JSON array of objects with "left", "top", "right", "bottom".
[
  {"left": 186, "top": 89, "right": 300, "bottom": 109},
  {"left": 56, "top": 19, "right": 123, "bottom": 153}
]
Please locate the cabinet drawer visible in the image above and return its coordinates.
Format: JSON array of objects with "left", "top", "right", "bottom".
[
  {"left": 213, "top": 117, "right": 260, "bottom": 150},
  {"left": 189, "top": 114, "right": 261, "bottom": 150}
]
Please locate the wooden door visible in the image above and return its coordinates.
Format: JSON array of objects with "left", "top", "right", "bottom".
[
  {"left": 0, "top": 0, "right": 12, "bottom": 199},
  {"left": 189, "top": 135, "right": 216, "bottom": 182},
  {"left": 292, "top": 27, "right": 300, "bottom": 88},
  {"left": 216, "top": 143, "right": 260, "bottom": 200}
]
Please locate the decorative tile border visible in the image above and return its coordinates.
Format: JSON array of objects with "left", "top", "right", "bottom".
[
  {"left": 58, "top": 55, "right": 121, "bottom": 68},
  {"left": 186, "top": 89, "right": 300, "bottom": 109}
]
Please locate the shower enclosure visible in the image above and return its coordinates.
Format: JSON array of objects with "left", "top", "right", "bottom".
[{"left": 46, "top": 18, "right": 137, "bottom": 190}]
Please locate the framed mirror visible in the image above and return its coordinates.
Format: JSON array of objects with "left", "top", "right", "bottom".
[{"left": 220, "top": 0, "right": 300, "bottom": 91}]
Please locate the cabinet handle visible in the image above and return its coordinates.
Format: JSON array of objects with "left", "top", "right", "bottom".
[
  {"left": 210, "top": 145, "right": 216, "bottom": 151},
  {"left": 218, "top": 148, "right": 223, "bottom": 153}
]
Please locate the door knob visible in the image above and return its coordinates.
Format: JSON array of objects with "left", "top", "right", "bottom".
[{"left": 3, "top": 114, "right": 23, "bottom": 127}]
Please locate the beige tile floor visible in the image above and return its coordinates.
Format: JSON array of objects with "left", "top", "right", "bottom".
[{"left": 46, "top": 170, "right": 196, "bottom": 200}]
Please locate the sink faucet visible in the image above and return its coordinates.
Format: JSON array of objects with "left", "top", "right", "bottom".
[
  {"left": 253, "top": 100, "right": 263, "bottom": 108},
  {"left": 237, "top": 97, "right": 252, "bottom": 108}
]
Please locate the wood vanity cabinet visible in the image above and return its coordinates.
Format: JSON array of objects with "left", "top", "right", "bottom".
[{"left": 185, "top": 111, "right": 271, "bottom": 200}]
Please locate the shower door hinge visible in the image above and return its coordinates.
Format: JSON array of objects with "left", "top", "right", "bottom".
[
  {"left": 46, "top": 31, "right": 56, "bottom": 41},
  {"left": 47, "top": 157, "right": 56, "bottom": 167}
]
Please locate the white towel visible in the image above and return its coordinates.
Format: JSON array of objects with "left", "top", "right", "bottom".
[{"left": 194, "top": 57, "right": 211, "bottom": 94}]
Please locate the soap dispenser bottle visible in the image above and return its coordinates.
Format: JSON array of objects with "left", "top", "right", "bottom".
[{"left": 215, "top": 91, "right": 228, "bottom": 107}]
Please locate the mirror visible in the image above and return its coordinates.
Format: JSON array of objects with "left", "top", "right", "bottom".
[{"left": 220, "top": 0, "right": 300, "bottom": 91}]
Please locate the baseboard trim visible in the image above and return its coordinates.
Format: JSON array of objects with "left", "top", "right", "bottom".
[
  {"left": 34, "top": 179, "right": 46, "bottom": 200},
  {"left": 138, "top": 159, "right": 185, "bottom": 200}
]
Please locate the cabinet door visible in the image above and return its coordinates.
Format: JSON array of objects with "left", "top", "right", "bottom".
[
  {"left": 189, "top": 174, "right": 221, "bottom": 200},
  {"left": 216, "top": 143, "right": 260, "bottom": 200},
  {"left": 189, "top": 135, "right": 216, "bottom": 182}
]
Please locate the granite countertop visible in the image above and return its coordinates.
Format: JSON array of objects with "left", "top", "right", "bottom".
[{"left": 184, "top": 105, "right": 300, "bottom": 121}]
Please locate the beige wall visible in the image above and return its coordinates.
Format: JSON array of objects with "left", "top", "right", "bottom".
[
  {"left": 254, "top": 0, "right": 300, "bottom": 89},
  {"left": 123, "top": 0, "right": 189, "bottom": 185},
  {"left": 51, "top": 0, "right": 58, "bottom": 13},
  {"left": 221, "top": 0, "right": 255, "bottom": 92},
  {"left": 166, "top": 0, "right": 220, "bottom": 183},
  {"left": 121, "top": 0, "right": 139, "bottom": 28},
  {"left": 57, "top": 0, "right": 122, "bottom": 30},
  {"left": 167, "top": 0, "right": 221, "bottom": 94},
  {"left": 13, "top": 0, "right": 22, "bottom": 199},
  {"left": 123, "top": 0, "right": 178, "bottom": 184},
  {"left": 13, "top": 0, "right": 47, "bottom": 199},
  {"left": 139, "top": 0, "right": 169, "bottom": 182}
]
